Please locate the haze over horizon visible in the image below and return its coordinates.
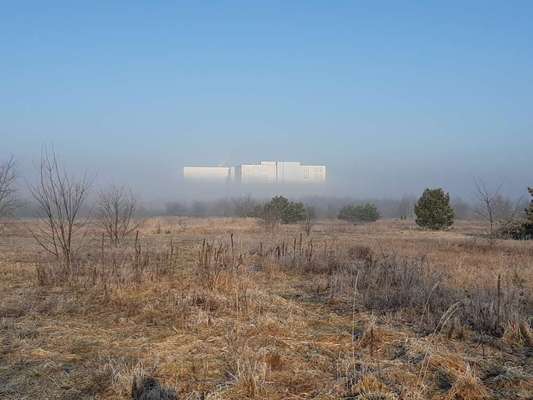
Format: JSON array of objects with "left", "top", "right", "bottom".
[{"left": 2, "top": 1, "right": 532, "bottom": 202}]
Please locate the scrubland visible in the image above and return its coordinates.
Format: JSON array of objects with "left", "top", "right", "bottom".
[{"left": 1, "top": 218, "right": 532, "bottom": 399}]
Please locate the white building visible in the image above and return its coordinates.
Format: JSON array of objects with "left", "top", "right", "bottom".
[
  {"left": 183, "top": 166, "right": 234, "bottom": 182},
  {"left": 184, "top": 161, "right": 326, "bottom": 184},
  {"left": 237, "top": 161, "right": 277, "bottom": 184},
  {"left": 276, "top": 162, "right": 326, "bottom": 184}
]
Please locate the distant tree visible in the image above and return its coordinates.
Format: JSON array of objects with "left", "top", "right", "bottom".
[
  {"left": 472, "top": 179, "right": 520, "bottom": 237},
  {"left": 338, "top": 203, "right": 380, "bottom": 223},
  {"left": 261, "top": 196, "right": 307, "bottom": 226},
  {"left": 267, "top": 196, "right": 289, "bottom": 217},
  {"left": 303, "top": 206, "right": 316, "bottom": 236},
  {"left": 415, "top": 188, "right": 454, "bottom": 230},
  {"left": 282, "top": 201, "right": 307, "bottom": 224},
  {"left": 28, "top": 149, "right": 91, "bottom": 268},
  {"left": 97, "top": 185, "right": 139, "bottom": 246},
  {"left": 233, "top": 195, "right": 260, "bottom": 217},
  {"left": 0, "top": 156, "right": 16, "bottom": 218},
  {"left": 165, "top": 201, "right": 188, "bottom": 216}
]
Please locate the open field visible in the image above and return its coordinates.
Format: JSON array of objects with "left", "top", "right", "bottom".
[{"left": 1, "top": 218, "right": 532, "bottom": 399}]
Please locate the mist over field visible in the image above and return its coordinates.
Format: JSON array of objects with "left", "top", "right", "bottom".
[{"left": 3, "top": 141, "right": 530, "bottom": 207}]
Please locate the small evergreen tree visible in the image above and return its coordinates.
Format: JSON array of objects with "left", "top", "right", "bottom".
[
  {"left": 415, "top": 188, "right": 454, "bottom": 230},
  {"left": 338, "top": 203, "right": 380, "bottom": 223},
  {"left": 282, "top": 201, "right": 307, "bottom": 224},
  {"left": 262, "top": 196, "right": 307, "bottom": 225}
]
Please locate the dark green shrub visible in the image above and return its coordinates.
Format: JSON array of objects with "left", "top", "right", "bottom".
[
  {"left": 282, "top": 201, "right": 307, "bottom": 224},
  {"left": 262, "top": 196, "right": 307, "bottom": 225},
  {"left": 338, "top": 203, "right": 380, "bottom": 223},
  {"left": 415, "top": 188, "right": 454, "bottom": 230}
]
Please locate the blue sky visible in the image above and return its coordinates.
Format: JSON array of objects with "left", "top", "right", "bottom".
[{"left": 1, "top": 1, "right": 532, "bottom": 199}]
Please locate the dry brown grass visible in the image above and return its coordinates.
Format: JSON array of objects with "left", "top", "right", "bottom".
[{"left": 0, "top": 218, "right": 531, "bottom": 399}]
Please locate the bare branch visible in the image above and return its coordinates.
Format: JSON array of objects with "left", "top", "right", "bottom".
[
  {"left": 0, "top": 155, "right": 17, "bottom": 218},
  {"left": 97, "top": 185, "right": 139, "bottom": 246},
  {"left": 473, "top": 178, "right": 505, "bottom": 238}
]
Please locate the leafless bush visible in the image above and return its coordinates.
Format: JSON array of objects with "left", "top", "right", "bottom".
[
  {"left": 0, "top": 155, "right": 17, "bottom": 218},
  {"left": 473, "top": 179, "right": 523, "bottom": 238},
  {"left": 97, "top": 185, "right": 139, "bottom": 246},
  {"left": 474, "top": 179, "right": 502, "bottom": 239},
  {"left": 28, "top": 149, "right": 91, "bottom": 272},
  {"left": 233, "top": 194, "right": 260, "bottom": 217},
  {"left": 36, "top": 234, "right": 178, "bottom": 287}
]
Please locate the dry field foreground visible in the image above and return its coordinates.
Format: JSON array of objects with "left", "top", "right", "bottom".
[{"left": 1, "top": 218, "right": 532, "bottom": 399}]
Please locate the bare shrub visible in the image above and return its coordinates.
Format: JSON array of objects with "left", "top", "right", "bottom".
[
  {"left": 28, "top": 149, "right": 91, "bottom": 272},
  {"left": 97, "top": 185, "right": 139, "bottom": 246},
  {"left": 41, "top": 235, "right": 178, "bottom": 287},
  {"left": 473, "top": 179, "right": 519, "bottom": 238},
  {"left": 233, "top": 194, "right": 260, "bottom": 217},
  {"left": 0, "top": 155, "right": 17, "bottom": 218}
]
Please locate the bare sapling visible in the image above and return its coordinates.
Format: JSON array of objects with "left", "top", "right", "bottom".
[
  {"left": 0, "top": 155, "right": 17, "bottom": 218},
  {"left": 97, "top": 185, "right": 139, "bottom": 246},
  {"left": 474, "top": 178, "right": 502, "bottom": 239},
  {"left": 28, "top": 149, "right": 91, "bottom": 271},
  {"left": 303, "top": 207, "right": 314, "bottom": 236}
]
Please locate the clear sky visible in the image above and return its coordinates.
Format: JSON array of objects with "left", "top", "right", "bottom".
[{"left": 1, "top": 1, "right": 532, "bottom": 200}]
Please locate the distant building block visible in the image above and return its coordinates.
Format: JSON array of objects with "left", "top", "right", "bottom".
[
  {"left": 184, "top": 161, "right": 326, "bottom": 184},
  {"left": 183, "top": 166, "right": 233, "bottom": 182}
]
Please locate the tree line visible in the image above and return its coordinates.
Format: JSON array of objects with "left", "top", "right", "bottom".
[{"left": 1, "top": 152, "right": 532, "bottom": 247}]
